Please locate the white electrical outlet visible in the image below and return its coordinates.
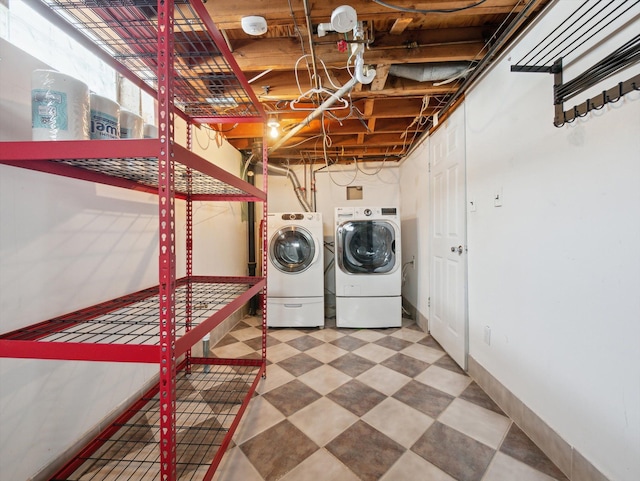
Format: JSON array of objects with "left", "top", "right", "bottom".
[{"left": 484, "top": 326, "right": 491, "bottom": 345}]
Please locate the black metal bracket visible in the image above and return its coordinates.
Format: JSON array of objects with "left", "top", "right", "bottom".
[{"left": 512, "top": 35, "right": 640, "bottom": 127}]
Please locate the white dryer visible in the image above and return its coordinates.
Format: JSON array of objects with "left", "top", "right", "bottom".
[
  {"left": 334, "top": 206, "right": 401, "bottom": 328},
  {"left": 267, "top": 212, "right": 324, "bottom": 327}
]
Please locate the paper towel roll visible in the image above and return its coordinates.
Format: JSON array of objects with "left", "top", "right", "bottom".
[
  {"left": 143, "top": 123, "right": 158, "bottom": 138},
  {"left": 90, "top": 93, "right": 120, "bottom": 140},
  {"left": 32, "top": 70, "right": 90, "bottom": 141},
  {"left": 120, "top": 109, "right": 144, "bottom": 139}
]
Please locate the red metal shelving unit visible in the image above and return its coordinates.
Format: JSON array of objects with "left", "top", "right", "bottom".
[{"left": 0, "top": 1, "right": 268, "bottom": 480}]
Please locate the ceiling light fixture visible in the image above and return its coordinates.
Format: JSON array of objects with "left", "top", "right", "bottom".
[
  {"left": 267, "top": 118, "right": 280, "bottom": 139},
  {"left": 241, "top": 16, "right": 268, "bottom": 36}
]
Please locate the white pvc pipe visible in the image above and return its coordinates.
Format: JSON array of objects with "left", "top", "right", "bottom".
[{"left": 269, "top": 76, "right": 359, "bottom": 153}]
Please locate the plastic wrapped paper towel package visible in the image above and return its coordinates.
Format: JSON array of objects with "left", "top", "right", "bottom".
[
  {"left": 31, "top": 69, "right": 91, "bottom": 140},
  {"left": 119, "top": 109, "right": 144, "bottom": 139},
  {"left": 90, "top": 93, "right": 120, "bottom": 139},
  {"left": 143, "top": 123, "right": 158, "bottom": 138}
]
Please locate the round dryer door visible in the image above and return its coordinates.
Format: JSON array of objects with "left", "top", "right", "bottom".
[
  {"left": 269, "top": 226, "right": 316, "bottom": 273},
  {"left": 338, "top": 220, "right": 396, "bottom": 274}
]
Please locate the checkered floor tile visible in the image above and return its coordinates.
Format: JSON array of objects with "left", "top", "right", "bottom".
[{"left": 212, "top": 317, "right": 568, "bottom": 481}]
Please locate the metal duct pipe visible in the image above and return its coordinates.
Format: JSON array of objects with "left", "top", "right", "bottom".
[
  {"left": 269, "top": 76, "right": 359, "bottom": 153},
  {"left": 389, "top": 62, "right": 470, "bottom": 82},
  {"left": 404, "top": 0, "right": 549, "bottom": 161},
  {"left": 257, "top": 161, "right": 313, "bottom": 212},
  {"left": 432, "top": 0, "right": 548, "bottom": 124}
]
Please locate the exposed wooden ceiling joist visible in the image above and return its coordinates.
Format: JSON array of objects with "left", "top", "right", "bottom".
[{"left": 201, "top": 0, "right": 551, "bottom": 165}]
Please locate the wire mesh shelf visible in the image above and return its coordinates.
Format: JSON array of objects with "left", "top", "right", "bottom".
[
  {"left": 52, "top": 156, "right": 249, "bottom": 197},
  {"left": 38, "top": 0, "right": 263, "bottom": 120},
  {"left": 0, "top": 278, "right": 259, "bottom": 347},
  {"left": 51, "top": 363, "right": 263, "bottom": 481},
  {"left": 0, "top": 140, "right": 265, "bottom": 200}
]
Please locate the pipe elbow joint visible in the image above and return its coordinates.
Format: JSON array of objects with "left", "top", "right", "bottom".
[{"left": 355, "top": 54, "right": 376, "bottom": 85}]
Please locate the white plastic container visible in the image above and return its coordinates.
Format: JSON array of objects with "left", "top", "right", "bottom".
[
  {"left": 90, "top": 93, "right": 120, "bottom": 139},
  {"left": 143, "top": 123, "right": 158, "bottom": 138},
  {"left": 31, "top": 69, "right": 90, "bottom": 141},
  {"left": 119, "top": 109, "right": 144, "bottom": 139}
]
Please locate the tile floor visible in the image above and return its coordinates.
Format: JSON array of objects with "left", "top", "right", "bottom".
[{"left": 212, "top": 316, "right": 568, "bottom": 481}]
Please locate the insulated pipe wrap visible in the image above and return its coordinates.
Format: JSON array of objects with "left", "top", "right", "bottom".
[{"left": 388, "top": 62, "right": 470, "bottom": 82}]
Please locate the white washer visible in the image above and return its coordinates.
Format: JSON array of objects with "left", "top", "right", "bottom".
[
  {"left": 267, "top": 212, "right": 324, "bottom": 327},
  {"left": 334, "top": 206, "right": 402, "bottom": 328}
]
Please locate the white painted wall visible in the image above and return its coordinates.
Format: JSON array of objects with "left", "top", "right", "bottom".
[
  {"left": 399, "top": 140, "right": 430, "bottom": 328},
  {"left": 399, "top": 2, "right": 640, "bottom": 478},
  {"left": 397, "top": 2, "right": 640, "bottom": 479},
  {"left": 0, "top": 41, "right": 247, "bottom": 480},
  {"left": 314, "top": 165, "right": 401, "bottom": 236},
  {"left": 463, "top": 2, "right": 640, "bottom": 478}
]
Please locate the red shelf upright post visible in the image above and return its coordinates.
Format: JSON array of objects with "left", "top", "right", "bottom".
[
  {"left": 262, "top": 133, "right": 269, "bottom": 367},
  {"left": 185, "top": 122, "right": 194, "bottom": 375},
  {"left": 158, "top": 0, "right": 177, "bottom": 479}
]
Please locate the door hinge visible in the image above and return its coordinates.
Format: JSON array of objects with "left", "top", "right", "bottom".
[
  {"left": 428, "top": 162, "right": 431, "bottom": 173},
  {"left": 428, "top": 296, "right": 431, "bottom": 308}
]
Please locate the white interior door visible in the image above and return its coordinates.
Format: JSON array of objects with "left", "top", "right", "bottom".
[{"left": 429, "top": 109, "right": 468, "bottom": 369}]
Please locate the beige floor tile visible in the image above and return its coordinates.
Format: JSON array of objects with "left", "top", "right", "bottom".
[
  {"left": 289, "top": 397, "right": 359, "bottom": 446},
  {"left": 381, "top": 451, "right": 456, "bottom": 481},
  {"left": 401, "top": 343, "right": 446, "bottom": 363},
  {"left": 232, "top": 396, "right": 285, "bottom": 445},
  {"left": 230, "top": 326, "right": 263, "bottom": 341},
  {"left": 390, "top": 328, "right": 428, "bottom": 342},
  {"left": 415, "top": 365, "right": 472, "bottom": 396},
  {"left": 242, "top": 316, "right": 262, "bottom": 327},
  {"left": 255, "top": 364, "right": 295, "bottom": 395},
  {"left": 212, "top": 342, "right": 256, "bottom": 359},
  {"left": 304, "top": 342, "right": 348, "bottom": 363},
  {"left": 356, "top": 364, "right": 411, "bottom": 396},
  {"left": 362, "top": 397, "right": 434, "bottom": 448},
  {"left": 267, "top": 329, "right": 306, "bottom": 342},
  {"left": 308, "top": 328, "right": 345, "bottom": 342},
  {"left": 213, "top": 447, "right": 264, "bottom": 481},
  {"left": 483, "top": 452, "right": 560, "bottom": 481},
  {"left": 438, "top": 398, "right": 511, "bottom": 449},
  {"left": 349, "top": 329, "right": 387, "bottom": 342},
  {"left": 352, "top": 343, "right": 396, "bottom": 363},
  {"left": 279, "top": 448, "right": 361, "bottom": 481},
  {"left": 297, "top": 365, "right": 352, "bottom": 395},
  {"left": 265, "top": 342, "right": 299, "bottom": 363}
]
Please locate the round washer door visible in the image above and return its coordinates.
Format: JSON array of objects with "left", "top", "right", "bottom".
[
  {"left": 338, "top": 220, "right": 397, "bottom": 274},
  {"left": 269, "top": 226, "right": 317, "bottom": 273}
]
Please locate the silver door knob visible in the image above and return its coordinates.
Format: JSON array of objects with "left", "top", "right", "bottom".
[{"left": 451, "top": 245, "right": 463, "bottom": 255}]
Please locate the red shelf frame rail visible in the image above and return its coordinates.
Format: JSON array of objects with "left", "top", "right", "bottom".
[
  {"left": 0, "top": 276, "right": 265, "bottom": 363},
  {"left": 49, "top": 358, "right": 266, "bottom": 481},
  {"left": 0, "top": 140, "right": 266, "bottom": 202}
]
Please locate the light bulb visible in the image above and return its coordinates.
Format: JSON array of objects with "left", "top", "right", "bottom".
[{"left": 267, "top": 118, "right": 280, "bottom": 139}]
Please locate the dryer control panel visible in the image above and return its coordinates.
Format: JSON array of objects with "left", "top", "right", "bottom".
[
  {"left": 272, "top": 212, "right": 322, "bottom": 222},
  {"left": 335, "top": 206, "right": 399, "bottom": 222}
]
